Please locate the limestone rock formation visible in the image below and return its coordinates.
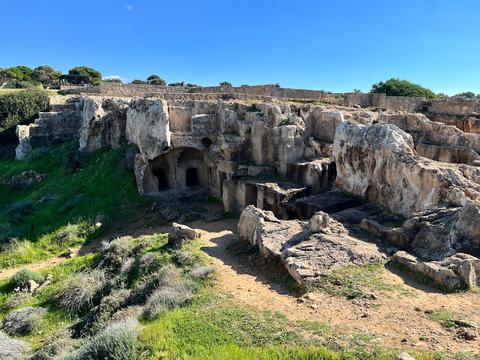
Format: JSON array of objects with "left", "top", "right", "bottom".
[
  {"left": 126, "top": 99, "right": 171, "bottom": 160},
  {"left": 378, "top": 112, "right": 480, "bottom": 166},
  {"left": 393, "top": 251, "right": 480, "bottom": 290},
  {"left": 79, "top": 96, "right": 129, "bottom": 152},
  {"left": 335, "top": 122, "right": 480, "bottom": 260},
  {"left": 238, "top": 206, "right": 385, "bottom": 286},
  {"left": 14, "top": 88, "right": 480, "bottom": 290},
  {"left": 15, "top": 96, "right": 84, "bottom": 160},
  {"left": 168, "top": 223, "right": 200, "bottom": 248},
  {"left": 10, "top": 170, "right": 46, "bottom": 190},
  {"left": 334, "top": 122, "right": 480, "bottom": 217}
]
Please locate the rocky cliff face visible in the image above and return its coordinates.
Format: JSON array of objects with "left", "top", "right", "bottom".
[
  {"left": 334, "top": 121, "right": 480, "bottom": 261},
  {"left": 334, "top": 122, "right": 480, "bottom": 217},
  {"left": 79, "top": 97, "right": 129, "bottom": 152},
  {"left": 126, "top": 99, "right": 171, "bottom": 160},
  {"left": 15, "top": 92, "right": 480, "bottom": 290}
]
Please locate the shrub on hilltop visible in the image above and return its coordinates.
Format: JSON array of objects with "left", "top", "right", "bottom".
[{"left": 371, "top": 78, "right": 437, "bottom": 99}]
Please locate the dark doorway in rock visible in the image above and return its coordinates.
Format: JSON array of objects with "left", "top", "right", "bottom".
[
  {"left": 219, "top": 171, "right": 227, "bottom": 196},
  {"left": 245, "top": 184, "right": 258, "bottom": 206},
  {"left": 201, "top": 137, "right": 212, "bottom": 147},
  {"left": 153, "top": 168, "right": 169, "bottom": 191},
  {"left": 186, "top": 168, "right": 199, "bottom": 187}
]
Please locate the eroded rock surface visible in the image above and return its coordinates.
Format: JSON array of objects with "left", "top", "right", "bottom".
[
  {"left": 238, "top": 206, "right": 385, "bottom": 286},
  {"left": 10, "top": 170, "right": 46, "bottom": 190},
  {"left": 393, "top": 251, "right": 480, "bottom": 290}
]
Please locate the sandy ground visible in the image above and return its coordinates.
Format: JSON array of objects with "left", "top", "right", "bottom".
[{"left": 192, "top": 219, "right": 480, "bottom": 355}]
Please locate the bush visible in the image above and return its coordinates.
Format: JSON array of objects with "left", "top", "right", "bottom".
[
  {"left": 452, "top": 91, "right": 479, "bottom": 100},
  {"left": 63, "top": 319, "right": 140, "bottom": 360},
  {"left": 138, "top": 252, "right": 157, "bottom": 272},
  {"left": 173, "top": 249, "right": 195, "bottom": 266},
  {"left": 79, "top": 288, "right": 132, "bottom": 336},
  {"left": 101, "top": 289, "right": 131, "bottom": 311},
  {"left": 146, "top": 75, "right": 165, "bottom": 86},
  {"left": 99, "top": 236, "right": 135, "bottom": 270},
  {"left": 190, "top": 265, "right": 216, "bottom": 280},
  {"left": 0, "top": 89, "right": 48, "bottom": 132},
  {"left": 131, "top": 265, "right": 182, "bottom": 303},
  {"left": 30, "top": 329, "right": 77, "bottom": 360},
  {"left": 142, "top": 282, "right": 193, "bottom": 320},
  {"left": 0, "top": 331, "right": 31, "bottom": 359},
  {"left": 0, "top": 223, "right": 14, "bottom": 243},
  {"left": 55, "top": 269, "right": 107, "bottom": 314},
  {"left": 2, "top": 306, "right": 46, "bottom": 336},
  {"left": 52, "top": 223, "right": 87, "bottom": 246},
  {"left": 370, "top": 78, "right": 437, "bottom": 99},
  {"left": 9, "top": 268, "right": 45, "bottom": 291},
  {"left": 61, "top": 142, "right": 85, "bottom": 175}
]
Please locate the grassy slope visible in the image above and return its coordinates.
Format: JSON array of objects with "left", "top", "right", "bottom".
[{"left": 0, "top": 143, "right": 145, "bottom": 267}]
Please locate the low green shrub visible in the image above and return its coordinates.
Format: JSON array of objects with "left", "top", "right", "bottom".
[
  {"left": 173, "top": 249, "right": 195, "bottom": 267},
  {"left": 190, "top": 265, "right": 216, "bottom": 280},
  {"left": 58, "top": 194, "right": 83, "bottom": 213},
  {"left": 61, "top": 142, "right": 85, "bottom": 175},
  {"left": 51, "top": 223, "right": 91, "bottom": 246},
  {"left": 62, "top": 318, "right": 140, "bottom": 360},
  {"left": 142, "top": 281, "right": 194, "bottom": 320},
  {"left": 55, "top": 269, "right": 107, "bottom": 314},
  {"left": 0, "top": 331, "right": 31, "bottom": 359},
  {"left": 371, "top": 78, "right": 437, "bottom": 99},
  {"left": 131, "top": 265, "right": 182, "bottom": 303},
  {"left": 99, "top": 236, "right": 135, "bottom": 270},
  {"left": 9, "top": 268, "right": 45, "bottom": 291},
  {"left": 30, "top": 329, "right": 77, "bottom": 360}
]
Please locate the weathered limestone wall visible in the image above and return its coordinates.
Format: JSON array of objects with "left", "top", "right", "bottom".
[
  {"left": 15, "top": 97, "right": 84, "bottom": 159},
  {"left": 345, "top": 93, "right": 480, "bottom": 120},
  {"left": 62, "top": 83, "right": 339, "bottom": 102},
  {"left": 344, "top": 93, "right": 424, "bottom": 112},
  {"left": 424, "top": 100, "right": 480, "bottom": 116}
]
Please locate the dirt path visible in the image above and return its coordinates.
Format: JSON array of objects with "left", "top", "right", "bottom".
[
  {"left": 187, "top": 219, "right": 480, "bottom": 355},
  {"left": 0, "top": 234, "right": 103, "bottom": 280}
]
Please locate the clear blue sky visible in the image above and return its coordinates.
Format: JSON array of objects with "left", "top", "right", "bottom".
[{"left": 2, "top": 0, "right": 480, "bottom": 94}]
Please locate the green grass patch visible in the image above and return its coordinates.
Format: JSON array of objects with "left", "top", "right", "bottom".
[
  {"left": 140, "top": 297, "right": 329, "bottom": 359},
  {"left": 314, "top": 263, "right": 413, "bottom": 299},
  {"left": 0, "top": 143, "right": 148, "bottom": 268},
  {"left": 426, "top": 309, "right": 457, "bottom": 329}
]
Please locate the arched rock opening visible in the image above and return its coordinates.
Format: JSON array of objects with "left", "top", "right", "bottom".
[{"left": 177, "top": 147, "right": 207, "bottom": 189}]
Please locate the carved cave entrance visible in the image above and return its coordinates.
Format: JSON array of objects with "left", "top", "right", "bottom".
[
  {"left": 178, "top": 147, "right": 205, "bottom": 189},
  {"left": 151, "top": 156, "right": 170, "bottom": 191},
  {"left": 186, "top": 167, "right": 200, "bottom": 187}
]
